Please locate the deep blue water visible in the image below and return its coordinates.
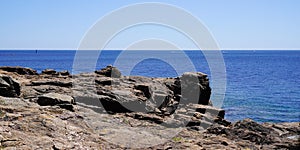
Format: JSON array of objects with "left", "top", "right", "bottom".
[{"left": 0, "top": 50, "right": 299, "bottom": 123}]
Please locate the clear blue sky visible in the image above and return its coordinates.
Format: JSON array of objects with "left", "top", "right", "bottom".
[{"left": 0, "top": 0, "right": 299, "bottom": 50}]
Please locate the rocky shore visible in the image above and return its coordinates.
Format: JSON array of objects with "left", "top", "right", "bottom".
[{"left": 0, "top": 66, "right": 299, "bottom": 149}]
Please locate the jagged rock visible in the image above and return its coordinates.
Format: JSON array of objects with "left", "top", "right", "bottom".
[
  {"left": 134, "top": 84, "right": 151, "bottom": 99},
  {"left": 0, "top": 74, "right": 20, "bottom": 97},
  {"left": 181, "top": 72, "right": 211, "bottom": 105},
  {"left": 167, "top": 103, "right": 229, "bottom": 129},
  {"left": 58, "top": 70, "right": 70, "bottom": 76},
  {"left": 206, "top": 118, "right": 300, "bottom": 148},
  {"left": 165, "top": 72, "right": 211, "bottom": 105},
  {"left": 186, "top": 103, "right": 225, "bottom": 119},
  {"left": 0, "top": 66, "right": 38, "bottom": 75},
  {"left": 95, "top": 65, "right": 121, "bottom": 78},
  {"left": 37, "top": 93, "right": 75, "bottom": 111},
  {"left": 227, "top": 119, "right": 280, "bottom": 144},
  {"left": 233, "top": 118, "right": 274, "bottom": 133},
  {"left": 41, "top": 69, "right": 57, "bottom": 75},
  {"left": 92, "top": 71, "right": 211, "bottom": 117},
  {"left": 92, "top": 75, "right": 173, "bottom": 114},
  {"left": 95, "top": 77, "right": 112, "bottom": 86},
  {"left": 97, "top": 90, "right": 147, "bottom": 113},
  {"left": 1, "top": 66, "right": 299, "bottom": 149},
  {"left": 126, "top": 112, "right": 164, "bottom": 124}
]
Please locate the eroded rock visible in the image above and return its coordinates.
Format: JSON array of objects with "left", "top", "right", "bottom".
[
  {"left": 0, "top": 66, "right": 38, "bottom": 75},
  {"left": 41, "top": 69, "right": 57, "bottom": 75},
  {"left": 95, "top": 65, "right": 122, "bottom": 78},
  {"left": 0, "top": 74, "right": 20, "bottom": 97},
  {"left": 37, "top": 93, "right": 75, "bottom": 111},
  {"left": 0, "top": 66, "right": 298, "bottom": 149},
  {"left": 58, "top": 70, "right": 70, "bottom": 76}
]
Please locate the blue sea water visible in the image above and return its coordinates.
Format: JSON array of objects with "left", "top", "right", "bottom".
[{"left": 0, "top": 50, "right": 299, "bottom": 123}]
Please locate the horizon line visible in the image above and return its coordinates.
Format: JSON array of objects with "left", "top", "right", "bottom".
[
  {"left": 0, "top": 49, "right": 300, "bottom": 51},
  {"left": 0, "top": 48, "right": 300, "bottom": 51}
]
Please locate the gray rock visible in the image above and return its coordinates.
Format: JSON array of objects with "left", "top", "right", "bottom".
[
  {"left": 95, "top": 65, "right": 121, "bottom": 78},
  {"left": 125, "top": 112, "right": 164, "bottom": 124},
  {"left": 134, "top": 84, "right": 151, "bottom": 99},
  {"left": 0, "top": 74, "right": 20, "bottom": 97},
  {"left": 186, "top": 103, "right": 225, "bottom": 119},
  {"left": 0, "top": 66, "right": 300, "bottom": 149},
  {"left": 95, "top": 77, "right": 112, "bottom": 86},
  {"left": 37, "top": 93, "right": 75, "bottom": 111},
  {"left": 171, "top": 72, "right": 211, "bottom": 105}
]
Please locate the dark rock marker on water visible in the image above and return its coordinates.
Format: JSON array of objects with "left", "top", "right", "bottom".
[{"left": 0, "top": 66, "right": 299, "bottom": 149}]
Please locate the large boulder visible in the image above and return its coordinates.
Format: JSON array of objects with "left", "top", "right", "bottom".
[
  {"left": 95, "top": 65, "right": 121, "bottom": 78},
  {"left": 166, "top": 72, "right": 211, "bottom": 105},
  {"left": 0, "top": 66, "right": 38, "bottom": 75},
  {"left": 0, "top": 74, "right": 20, "bottom": 97},
  {"left": 88, "top": 71, "right": 212, "bottom": 116}
]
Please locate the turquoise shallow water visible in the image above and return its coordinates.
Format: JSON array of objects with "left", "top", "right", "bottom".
[{"left": 0, "top": 50, "right": 299, "bottom": 123}]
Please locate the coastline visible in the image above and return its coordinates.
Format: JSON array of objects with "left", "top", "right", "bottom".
[{"left": 0, "top": 66, "right": 299, "bottom": 149}]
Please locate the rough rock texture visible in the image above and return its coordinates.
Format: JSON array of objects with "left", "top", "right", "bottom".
[
  {"left": 95, "top": 65, "right": 122, "bottom": 78},
  {"left": 174, "top": 72, "right": 211, "bottom": 105},
  {"left": 37, "top": 93, "right": 75, "bottom": 111},
  {"left": 0, "top": 66, "right": 38, "bottom": 75},
  {"left": 206, "top": 119, "right": 300, "bottom": 149},
  {"left": 0, "top": 74, "right": 20, "bottom": 97},
  {"left": 41, "top": 69, "right": 57, "bottom": 75},
  {"left": 58, "top": 70, "right": 70, "bottom": 76},
  {"left": 0, "top": 66, "right": 299, "bottom": 149}
]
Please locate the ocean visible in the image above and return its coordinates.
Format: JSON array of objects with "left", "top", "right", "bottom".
[{"left": 0, "top": 50, "right": 299, "bottom": 123}]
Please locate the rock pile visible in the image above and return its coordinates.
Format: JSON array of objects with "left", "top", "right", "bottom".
[{"left": 0, "top": 66, "right": 298, "bottom": 149}]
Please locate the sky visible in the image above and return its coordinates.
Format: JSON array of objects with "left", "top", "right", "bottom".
[{"left": 0, "top": 0, "right": 299, "bottom": 50}]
